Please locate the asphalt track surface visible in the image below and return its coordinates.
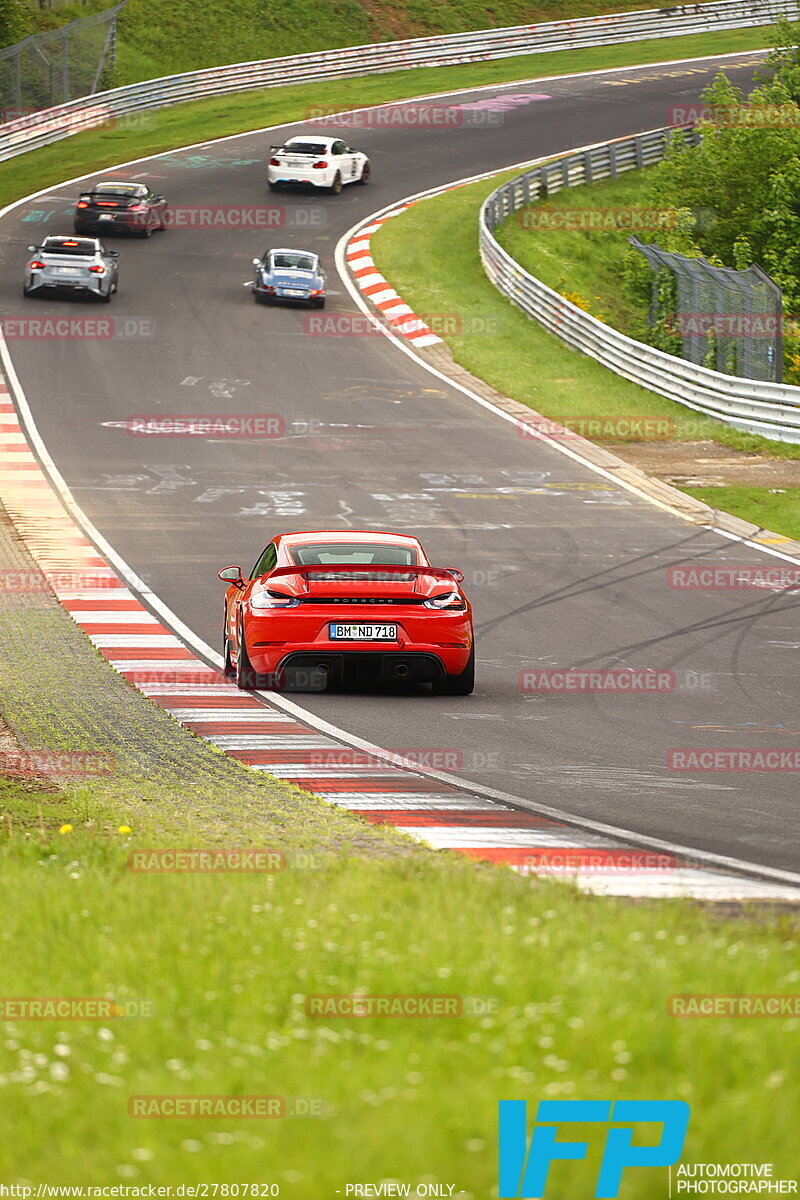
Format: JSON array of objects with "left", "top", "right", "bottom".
[{"left": 2, "top": 51, "right": 799, "bottom": 874}]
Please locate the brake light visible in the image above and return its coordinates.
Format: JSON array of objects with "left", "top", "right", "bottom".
[
  {"left": 311, "top": 161, "right": 328, "bottom": 169},
  {"left": 62, "top": 240, "right": 79, "bottom": 246},
  {"left": 76, "top": 200, "right": 89, "bottom": 209},
  {"left": 96, "top": 200, "right": 118, "bottom": 207},
  {"left": 423, "top": 591, "right": 466, "bottom": 610},
  {"left": 128, "top": 203, "right": 146, "bottom": 212},
  {"left": 88, "top": 264, "right": 105, "bottom": 274},
  {"left": 269, "top": 157, "right": 280, "bottom": 166},
  {"left": 310, "top": 289, "right": 322, "bottom": 296},
  {"left": 28, "top": 260, "right": 45, "bottom": 270}
]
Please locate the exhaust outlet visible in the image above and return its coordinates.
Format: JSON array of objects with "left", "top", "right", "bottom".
[{"left": 394, "top": 662, "right": 411, "bottom": 679}]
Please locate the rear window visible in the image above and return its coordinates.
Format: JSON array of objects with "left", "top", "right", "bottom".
[
  {"left": 271, "top": 253, "right": 315, "bottom": 271},
  {"left": 291, "top": 543, "right": 416, "bottom": 566},
  {"left": 42, "top": 238, "right": 96, "bottom": 256}
]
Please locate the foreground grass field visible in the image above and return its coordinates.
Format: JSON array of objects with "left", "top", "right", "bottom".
[{"left": 0, "top": 820, "right": 798, "bottom": 1187}]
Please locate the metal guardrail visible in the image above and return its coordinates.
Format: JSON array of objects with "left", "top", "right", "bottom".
[
  {"left": 479, "top": 129, "right": 800, "bottom": 443},
  {"left": 0, "top": 0, "right": 796, "bottom": 162}
]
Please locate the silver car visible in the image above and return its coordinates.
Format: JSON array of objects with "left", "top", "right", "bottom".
[{"left": 24, "top": 236, "right": 120, "bottom": 302}]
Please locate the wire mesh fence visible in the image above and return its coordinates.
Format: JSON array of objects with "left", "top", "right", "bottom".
[
  {"left": 629, "top": 236, "right": 783, "bottom": 384},
  {"left": 0, "top": 0, "right": 127, "bottom": 116}
]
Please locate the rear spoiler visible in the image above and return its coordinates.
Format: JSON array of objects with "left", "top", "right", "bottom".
[
  {"left": 266, "top": 564, "right": 464, "bottom": 583},
  {"left": 269, "top": 145, "right": 319, "bottom": 155}
]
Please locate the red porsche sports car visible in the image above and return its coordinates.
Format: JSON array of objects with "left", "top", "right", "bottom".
[{"left": 218, "top": 531, "right": 474, "bottom": 694}]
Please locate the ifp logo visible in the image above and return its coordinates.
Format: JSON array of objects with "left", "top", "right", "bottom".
[{"left": 499, "top": 1099, "right": 690, "bottom": 1197}]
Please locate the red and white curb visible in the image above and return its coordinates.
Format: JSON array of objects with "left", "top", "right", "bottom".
[
  {"left": 1, "top": 374, "right": 798, "bottom": 902},
  {"left": 345, "top": 207, "right": 443, "bottom": 349}
]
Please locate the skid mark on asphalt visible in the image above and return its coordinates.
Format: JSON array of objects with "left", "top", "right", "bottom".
[{"left": 1, "top": 372, "right": 798, "bottom": 902}]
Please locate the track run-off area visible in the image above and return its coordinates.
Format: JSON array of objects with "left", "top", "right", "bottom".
[{"left": 1, "top": 49, "right": 799, "bottom": 898}]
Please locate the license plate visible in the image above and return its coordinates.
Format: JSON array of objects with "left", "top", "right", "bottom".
[
  {"left": 98, "top": 214, "right": 114, "bottom": 220},
  {"left": 329, "top": 623, "right": 398, "bottom": 641},
  {"left": 280, "top": 288, "right": 306, "bottom": 297},
  {"left": 55, "top": 267, "right": 79, "bottom": 274},
  {"left": 287, "top": 159, "right": 302, "bottom": 167}
]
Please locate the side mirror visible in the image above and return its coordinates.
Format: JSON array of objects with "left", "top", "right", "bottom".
[
  {"left": 444, "top": 568, "right": 465, "bottom": 583},
  {"left": 218, "top": 566, "right": 244, "bottom": 587},
  {"left": 27, "top": 245, "right": 38, "bottom": 252},
  {"left": 252, "top": 258, "right": 261, "bottom": 267},
  {"left": 108, "top": 250, "right": 120, "bottom": 258}
]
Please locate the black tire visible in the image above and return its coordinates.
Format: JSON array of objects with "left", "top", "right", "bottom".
[
  {"left": 314, "top": 297, "right": 326, "bottom": 309},
  {"left": 157, "top": 208, "right": 168, "bottom": 231},
  {"left": 235, "top": 624, "right": 259, "bottom": 690},
  {"left": 138, "top": 221, "right": 153, "bottom": 239},
  {"left": 329, "top": 173, "right": 343, "bottom": 195},
  {"left": 432, "top": 644, "right": 475, "bottom": 696},
  {"left": 357, "top": 160, "right": 371, "bottom": 185},
  {"left": 99, "top": 287, "right": 112, "bottom": 303},
  {"left": 267, "top": 181, "right": 282, "bottom": 192},
  {"left": 23, "top": 285, "right": 33, "bottom": 298},
  {"left": 223, "top": 627, "right": 235, "bottom": 678}
]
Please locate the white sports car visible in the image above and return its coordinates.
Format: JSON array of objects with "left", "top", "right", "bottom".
[{"left": 267, "top": 135, "right": 370, "bottom": 194}]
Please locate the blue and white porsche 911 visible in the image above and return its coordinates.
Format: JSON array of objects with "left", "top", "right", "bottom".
[{"left": 251, "top": 248, "right": 326, "bottom": 308}]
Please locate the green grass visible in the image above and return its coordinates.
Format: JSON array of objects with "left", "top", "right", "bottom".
[
  {"left": 680, "top": 485, "right": 800, "bottom": 539},
  {"left": 495, "top": 169, "right": 648, "bottom": 332},
  {"left": 0, "top": 25, "right": 777, "bottom": 211},
  {"left": 0, "top": 837, "right": 797, "bottom": 1186}
]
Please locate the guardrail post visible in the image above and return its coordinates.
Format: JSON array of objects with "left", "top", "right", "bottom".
[
  {"left": 634, "top": 134, "right": 644, "bottom": 168},
  {"left": 609, "top": 142, "right": 618, "bottom": 178},
  {"left": 584, "top": 149, "right": 593, "bottom": 184}
]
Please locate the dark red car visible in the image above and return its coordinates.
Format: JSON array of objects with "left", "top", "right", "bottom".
[{"left": 218, "top": 531, "right": 474, "bottom": 694}]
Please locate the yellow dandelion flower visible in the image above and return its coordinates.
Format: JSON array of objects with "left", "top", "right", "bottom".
[
  {"left": 59, "top": 824, "right": 73, "bottom": 835},
  {"left": 117, "top": 825, "right": 132, "bottom": 835}
]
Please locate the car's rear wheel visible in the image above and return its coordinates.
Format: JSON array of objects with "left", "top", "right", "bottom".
[
  {"left": 329, "top": 173, "right": 343, "bottom": 195},
  {"left": 314, "top": 297, "right": 326, "bottom": 309},
  {"left": 100, "top": 287, "right": 112, "bottom": 303},
  {"left": 138, "top": 222, "right": 153, "bottom": 239},
  {"left": 357, "top": 161, "right": 371, "bottom": 184},
  {"left": 235, "top": 623, "right": 259, "bottom": 690},
  {"left": 432, "top": 645, "right": 475, "bottom": 696},
  {"left": 268, "top": 181, "right": 282, "bottom": 191}
]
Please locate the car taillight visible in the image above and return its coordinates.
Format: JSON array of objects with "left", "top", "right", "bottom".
[
  {"left": 88, "top": 265, "right": 105, "bottom": 274},
  {"left": 423, "top": 591, "right": 466, "bottom": 610},
  {"left": 269, "top": 157, "right": 280, "bottom": 166},
  {"left": 96, "top": 201, "right": 118, "bottom": 207},
  {"left": 310, "top": 289, "right": 322, "bottom": 296},
  {"left": 128, "top": 203, "right": 146, "bottom": 212},
  {"left": 311, "top": 161, "right": 328, "bottom": 169},
  {"left": 28, "top": 260, "right": 45, "bottom": 270},
  {"left": 76, "top": 200, "right": 89, "bottom": 209}
]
